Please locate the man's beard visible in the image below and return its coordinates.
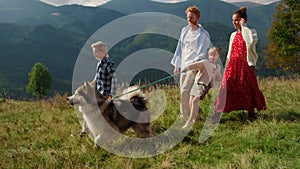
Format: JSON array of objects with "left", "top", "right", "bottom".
[{"left": 188, "top": 20, "right": 197, "bottom": 26}]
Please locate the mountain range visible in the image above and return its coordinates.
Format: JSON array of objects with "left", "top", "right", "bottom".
[{"left": 0, "top": 0, "right": 279, "bottom": 98}]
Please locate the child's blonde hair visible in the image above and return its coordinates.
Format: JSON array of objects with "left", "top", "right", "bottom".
[
  {"left": 91, "top": 41, "right": 108, "bottom": 52},
  {"left": 208, "top": 47, "right": 221, "bottom": 56}
]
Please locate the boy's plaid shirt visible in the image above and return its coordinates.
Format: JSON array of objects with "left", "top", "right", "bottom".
[{"left": 95, "top": 57, "right": 116, "bottom": 97}]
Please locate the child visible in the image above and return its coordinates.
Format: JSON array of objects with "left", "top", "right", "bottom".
[
  {"left": 181, "top": 47, "right": 222, "bottom": 128},
  {"left": 80, "top": 41, "right": 117, "bottom": 136},
  {"left": 90, "top": 41, "right": 116, "bottom": 99}
]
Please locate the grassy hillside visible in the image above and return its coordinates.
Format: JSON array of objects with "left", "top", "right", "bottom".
[{"left": 0, "top": 78, "right": 299, "bottom": 168}]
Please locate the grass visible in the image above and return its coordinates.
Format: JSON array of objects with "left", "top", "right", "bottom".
[{"left": 0, "top": 77, "right": 299, "bottom": 169}]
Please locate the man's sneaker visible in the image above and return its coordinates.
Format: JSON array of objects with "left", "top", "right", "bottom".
[
  {"left": 208, "top": 112, "right": 222, "bottom": 124},
  {"left": 182, "top": 119, "right": 195, "bottom": 129}
]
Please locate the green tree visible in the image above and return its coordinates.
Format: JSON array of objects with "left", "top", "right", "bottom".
[
  {"left": 26, "top": 62, "right": 52, "bottom": 99},
  {"left": 264, "top": 0, "right": 300, "bottom": 72}
]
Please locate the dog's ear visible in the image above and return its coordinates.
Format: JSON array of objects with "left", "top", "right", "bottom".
[
  {"left": 83, "top": 81, "right": 92, "bottom": 88},
  {"left": 82, "top": 81, "right": 87, "bottom": 90},
  {"left": 86, "top": 81, "right": 93, "bottom": 89}
]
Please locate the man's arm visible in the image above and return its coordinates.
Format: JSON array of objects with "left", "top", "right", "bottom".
[
  {"left": 171, "top": 27, "right": 187, "bottom": 69},
  {"left": 181, "top": 61, "right": 203, "bottom": 72},
  {"left": 174, "top": 67, "right": 180, "bottom": 76},
  {"left": 196, "top": 27, "right": 211, "bottom": 60}
]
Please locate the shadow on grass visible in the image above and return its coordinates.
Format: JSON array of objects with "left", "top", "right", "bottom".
[
  {"left": 217, "top": 111, "right": 249, "bottom": 124},
  {"left": 216, "top": 110, "right": 300, "bottom": 124},
  {"left": 175, "top": 110, "right": 300, "bottom": 145},
  {"left": 259, "top": 111, "right": 300, "bottom": 122}
]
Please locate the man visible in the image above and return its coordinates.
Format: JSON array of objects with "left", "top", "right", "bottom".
[{"left": 171, "top": 5, "right": 211, "bottom": 119}]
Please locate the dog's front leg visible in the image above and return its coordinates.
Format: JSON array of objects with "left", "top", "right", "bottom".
[
  {"left": 94, "top": 134, "right": 108, "bottom": 148},
  {"left": 93, "top": 135, "right": 101, "bottom": 148},
  {"left": 80, "top": 120, "right": 90, "bottom": 136},
  {"left": 94, "top": 133, "right": 114, "bottom": 148}
]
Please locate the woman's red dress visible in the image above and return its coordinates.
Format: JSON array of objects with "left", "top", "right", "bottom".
[{"left": 216, "top": 31, "right": 266, "bottom": 113}]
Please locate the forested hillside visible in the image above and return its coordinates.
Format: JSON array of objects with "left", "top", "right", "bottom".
[{"left": 0, "top": 0, "right": 280, "bottom": 98}]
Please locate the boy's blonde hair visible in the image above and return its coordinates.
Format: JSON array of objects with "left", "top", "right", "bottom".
[
  {"left": 91, "top": 41, "right": 107, "bottom": 52},
  {"left": 208, "top": 47, "right": 221, "bottom": 56}
]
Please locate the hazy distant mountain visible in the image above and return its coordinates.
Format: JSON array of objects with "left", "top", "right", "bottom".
[
  {"left": 0, "top": 0, "right": 278, "bottom": 38},
  {"left": 231, "top": 1, "right": 263, "bottom": 8},
  {"left": 101, "top": 0, "right": 278, "bottom": 40},
  {"left": 0, "top": 23, "right": 86, "bottom": 97},
  {"left": 102, "top": 0, "right": 236, "bottom": 25},
  {"left": 0, "top": 0, "right": 56, "bottom": 24},
  {"left": 57, "top": 5, "right": 124, "bottom": 36},
  {"left": 0, "top": 0, "right": 125, "bottom": 30},
  {"left": 0, "top": 0, "right": 277, "bottom": 31},
  {"left": 0, "top": 0, "right": 279, "bottom": 98}
]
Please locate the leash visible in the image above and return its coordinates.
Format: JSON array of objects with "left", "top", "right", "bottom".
[{"left": 112, "top": 74, "right": 178, "bottom": 100}]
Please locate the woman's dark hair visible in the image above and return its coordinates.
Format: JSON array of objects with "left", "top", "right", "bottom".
[{"left": 233, "top": 6, "right": 247, "bottom": 21}]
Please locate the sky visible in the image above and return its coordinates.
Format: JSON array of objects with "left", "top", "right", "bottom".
[
  {"left": 39, "top": 0, "right": 280, "bottom": 7},
  {"left": 220, "top": 0, "right": 280, "bottom": 4}
]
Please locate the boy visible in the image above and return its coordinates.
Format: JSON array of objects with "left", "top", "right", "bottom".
[
  {"left": 90, "top": 41, "right": 116, "bottom": 99},
  {"left": 80, "top": 41, "right": 116, "bottom": 136},
  {"left": 181, "top": 47, "right": 222, "bottom": 128}
]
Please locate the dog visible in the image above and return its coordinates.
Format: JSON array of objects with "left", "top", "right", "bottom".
[{"left": 67, "top": 81, "right": 152, "bottom": 147}]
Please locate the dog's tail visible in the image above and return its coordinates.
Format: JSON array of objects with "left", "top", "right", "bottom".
[
  {"left": 119, "top": 86, "right": 145, "bottom": 100},
  {"left": 119, "top": 86, "right": 148, "bottom": 111}
]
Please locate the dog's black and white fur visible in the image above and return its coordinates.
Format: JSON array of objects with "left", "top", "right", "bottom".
[{"left": 67, "top": 81, "right": 152, "bottom": 146}]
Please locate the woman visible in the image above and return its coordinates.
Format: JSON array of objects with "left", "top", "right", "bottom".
[{"left": 215, "top": 7, "right": 266, "bottom": 119}]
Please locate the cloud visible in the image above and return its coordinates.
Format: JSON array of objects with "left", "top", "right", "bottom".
[
  {"left": 39, "top": 0, "right": 280, "bottom": 7},
  {"left": 150, "top": 0, "right": 187, "bottom": 3},
  {"left": 39, "top": 0, "right": 111, "bottom": 7},
  {"left": 221, "top": 0, "right": 280, "bottom": 5}
]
